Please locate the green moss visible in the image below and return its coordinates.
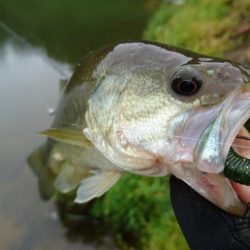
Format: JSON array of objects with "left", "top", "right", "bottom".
[
  {"left": 90, "top": 174, "right": 188, "bottom": 250},
  {"left": 144, "top": 0, "right": 250, "bottom": 56}
]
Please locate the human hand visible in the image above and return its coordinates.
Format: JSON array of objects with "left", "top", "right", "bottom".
[{"left": 170, "top": 176, "right": 250, "bottom": 250}]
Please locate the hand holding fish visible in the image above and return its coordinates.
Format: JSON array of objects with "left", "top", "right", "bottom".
[
  {"left": 29, "top": 41, "right": 250, "bottom": 216},
  {"left": 170, "top": 176, "right": 250, "bottom": 250}
]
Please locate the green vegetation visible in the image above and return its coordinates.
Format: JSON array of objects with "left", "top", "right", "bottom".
[
  {"left": 0, "top": 0, "right": 153, "bottom": 63},
  {"left": 90, "top": 174, "right": 188, "bottom": 250},
  {"left": 144, "top": 0, "right": 250, "bottom": 57}
]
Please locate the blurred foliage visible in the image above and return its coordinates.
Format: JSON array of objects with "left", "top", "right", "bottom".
[
  {"left": 0, "top": 28, "right": 7, "bottom": 45},
  {"left": 144, "top": 0, "right": 250, "bottom": 58},
  {"left": 90, "top": 174, "right": 188, "bottom": 250},
  {"left": 0, "top": 0, "right": 156, "bottom": 63}
]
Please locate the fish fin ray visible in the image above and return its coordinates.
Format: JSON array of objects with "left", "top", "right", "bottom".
[
  {"left": 40, "top": 127, "right": 92, "bottom": 148},
  {"left": 55, "top": 163, "right": 88, "bottom": 193},
  {"left": 75, "top": 171, "right": 121, "bottom": 203}
]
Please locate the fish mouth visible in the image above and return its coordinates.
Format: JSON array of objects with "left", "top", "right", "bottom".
[{"left": 224, "top": 118, "right": 250, "bottom": 203}]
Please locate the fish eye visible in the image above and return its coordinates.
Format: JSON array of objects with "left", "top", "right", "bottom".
[{"left": 171, "top": 73, "right": 202, "bottom": 96}]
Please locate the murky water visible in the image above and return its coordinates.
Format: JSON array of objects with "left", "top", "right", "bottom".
[{"left": 0, "top": 1, "right": 156, "bottom": 249}]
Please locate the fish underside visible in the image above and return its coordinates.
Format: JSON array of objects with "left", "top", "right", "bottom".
[{"left": 28, "top": 41, "right": 250, "bottom": 216}]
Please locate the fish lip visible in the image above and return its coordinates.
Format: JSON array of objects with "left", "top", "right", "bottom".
[
  {"left": 224, "top": 125, "right": 250, "bottom": 204},
  {"left": 220, "top": 87, "right": 250, "bottom": 204},
  {"left": 195, "top": 87, "right": 250, "bottom": 174},
  {"left": 222, "top": 93, "right": 250, "bottom": 161}
]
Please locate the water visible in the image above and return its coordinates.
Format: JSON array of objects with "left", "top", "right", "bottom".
[{"left": 0, "top": 1, "right": 156, "bottom": 249}]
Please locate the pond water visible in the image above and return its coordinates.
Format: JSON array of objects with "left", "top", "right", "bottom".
[{"left": 0, "top": 1, "right": 158, "bottom": 249}]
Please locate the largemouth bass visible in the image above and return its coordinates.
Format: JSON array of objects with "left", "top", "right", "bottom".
[{"left": 29, "top": 41, "right": 250, "bottom": 216}]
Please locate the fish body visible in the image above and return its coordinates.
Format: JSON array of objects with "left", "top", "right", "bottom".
[{"left": 29, "top": 41, "right": 250, "bottom": 215}]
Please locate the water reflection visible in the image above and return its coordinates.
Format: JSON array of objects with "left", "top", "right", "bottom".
[
  {"left": 0, "top": 1, "right": 154, "bottom": 248},
  {"left": 0, "top": 0, "right": 155, "bottom": 63},
  {"left": 0, "top": 41, "right": 117, "bottom": 249},
  {"left": 0, "top": 41, "right": 69, "bottom": 178}
]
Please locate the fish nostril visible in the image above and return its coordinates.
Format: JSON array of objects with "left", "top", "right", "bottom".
[{"left": 217, "top": 68, "right": 231, "bottom": 79}]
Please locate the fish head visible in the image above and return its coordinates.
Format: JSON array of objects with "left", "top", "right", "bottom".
[
  {"left": 164, "top": 62, "right": 250, "bottom": 215},
  {"left": 85, "top": 42, "right": 250, "bottom": 215}
]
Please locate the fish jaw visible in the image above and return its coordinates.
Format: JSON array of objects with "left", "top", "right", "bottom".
[
  {"left": 195, "top": 174, "right": 246, "bottom": 216},
  {"left": 194, "top": 85, "right": 250, "bottom": 174},
  {"left": 168, "top": 162, "right": 246, "bottom": 215},
  {"left": 195, "top": 90, "right": 249, "bottom": 173},
  {"left": 167, "top": 84, "right": 250, "bottom": 215},
  {"left": 165, "top": 125, "right": 247, "bottom": 215}
]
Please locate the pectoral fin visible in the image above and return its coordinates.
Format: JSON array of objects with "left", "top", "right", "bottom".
[
  {"left": 40, "top": 128, "right": 91, "bottom": 148},
  {"left": 54, "top": 163, "right": 89, "bottom": 193},
  {"left": 75, "top": 171, "right": 121, "bottom": 203}
]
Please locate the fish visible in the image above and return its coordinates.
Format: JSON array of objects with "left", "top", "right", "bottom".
[{"left": 28, "top": 41, "right": 250, "bottom": 216}]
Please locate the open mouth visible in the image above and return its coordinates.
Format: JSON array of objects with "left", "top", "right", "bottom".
[{"left": 224, "top": 119, "right": 250, "bottom": 202}]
